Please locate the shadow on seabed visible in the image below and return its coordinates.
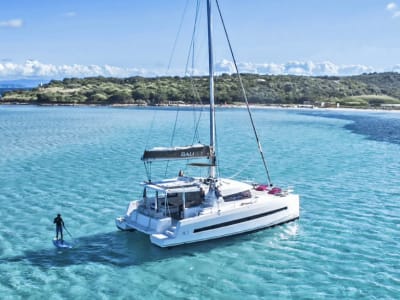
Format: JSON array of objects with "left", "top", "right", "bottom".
[
  {"left": 0, "top": 230, "right": 248, "bottom": 269},
  {"left": 0, "top": 221, "right": 300, "bottom": 269}
]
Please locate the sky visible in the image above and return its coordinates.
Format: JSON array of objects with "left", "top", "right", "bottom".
[{"left": 1, "top": 0, "right": 400, "bottom": 80}]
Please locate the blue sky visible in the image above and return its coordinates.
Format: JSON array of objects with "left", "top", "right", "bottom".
[{"left": 1, "top": 0, "right": 400, "bottom": 80}]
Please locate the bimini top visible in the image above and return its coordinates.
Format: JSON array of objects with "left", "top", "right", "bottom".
[
  {"left": 142, "top": 177, "right": 202, "bottom": 194},
  {"left": 142, "top": 144, "right": 211, "bottom": 162}
]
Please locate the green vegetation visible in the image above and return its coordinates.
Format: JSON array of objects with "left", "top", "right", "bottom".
[{"left": 2, "top": 72, "right": 400, "bottom": 108}]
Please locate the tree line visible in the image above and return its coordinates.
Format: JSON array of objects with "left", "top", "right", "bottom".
[{"left": 2, "top": 72, "right": 400, "bottom": 107}]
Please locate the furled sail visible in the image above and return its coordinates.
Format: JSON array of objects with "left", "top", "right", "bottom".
[{"left": 142, "top": 144, "right": 211, "bottom": 162}]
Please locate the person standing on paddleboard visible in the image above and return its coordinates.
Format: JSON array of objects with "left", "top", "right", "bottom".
[{"left": 53, "top": 214, "right": 65, "bottom": 241}]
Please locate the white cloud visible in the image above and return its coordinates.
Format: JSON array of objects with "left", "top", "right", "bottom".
[
  {"left": 386, "top": 2, "right": 400, "bottom": 17},
  {"left": 387, "top": 2, "right": 397, "bottom": 10},
  {"left": 215, "top": 59, "right": 236, "bottom": 73},
  {"left": 392, "top": 64, "right": 400, "bottom": 72},
  {"left": 0, "top": 18, "right": 23, "bottom": 28},
  {"left": 253, "top": 63, "right": 284, "bottom": 75},
  {"left": 0, "top": 60, "right": 157, "bottom": 80},
  {"left": 218, "top": 60, "right": 375, "bottom": 76},
  {"left": 64, "top": 12, "right": 77, "bottom": 17},
  {"left": 0, "top": 59, "right": 394, "bottom": 81}
]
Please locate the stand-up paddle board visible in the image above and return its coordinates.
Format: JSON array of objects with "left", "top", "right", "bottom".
[{"left": 52, "top": 238, "right": 73, "bottom": 249}]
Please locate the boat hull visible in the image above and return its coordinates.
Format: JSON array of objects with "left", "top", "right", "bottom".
[
  {"left": 152, "top": 216, "right": 300, "bottom": 247},
  {"left": 116, "top": 193, "right": 299, "bottom": 247},
  {"left": 151, "top": 194, "right": 299, "bottom": 247}
]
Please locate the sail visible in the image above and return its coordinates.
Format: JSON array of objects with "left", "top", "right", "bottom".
[{"left": 142, "top": 144, "right": 211, "bottom": 162}]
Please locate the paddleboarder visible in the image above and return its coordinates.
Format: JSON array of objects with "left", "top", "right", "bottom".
[{"left": 53, "top": 213, "right": 65, "bottom": 241}]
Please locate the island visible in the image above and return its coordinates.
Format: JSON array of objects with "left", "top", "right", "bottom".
[{"left": 2, "top": 72, "right": 400, "bottom": 109}]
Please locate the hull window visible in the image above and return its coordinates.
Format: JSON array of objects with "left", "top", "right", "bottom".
[{"left": 193, "top": 206, "right": 288, "bottom": 233}]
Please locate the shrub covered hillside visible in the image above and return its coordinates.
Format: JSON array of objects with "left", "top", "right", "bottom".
[{"left": 2, "top": 72, "right": 400, "bottom": 108}]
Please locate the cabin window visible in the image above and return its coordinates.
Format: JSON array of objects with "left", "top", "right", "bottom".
[
  {"left": 223, "top": 190, "right": 251, "bottom": 202},
  {"left": 184, "top": 191, "right": 203, "bottom": 208}
]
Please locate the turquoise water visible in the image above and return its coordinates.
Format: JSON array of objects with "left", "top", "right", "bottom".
[{"left": 0, "top": 105, "right": 399, "bottom": 299}]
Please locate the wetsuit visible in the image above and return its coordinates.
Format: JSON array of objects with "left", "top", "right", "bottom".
[{"left": 53, "top": 215, "right": 64, "bottom": 240}]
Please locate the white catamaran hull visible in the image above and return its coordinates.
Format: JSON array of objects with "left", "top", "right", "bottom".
[{"left": 116, "top": 188, "right": 299, "bottom": 247}]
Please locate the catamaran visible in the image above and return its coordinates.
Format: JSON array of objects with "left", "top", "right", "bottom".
[{"left": 115, "top": 0, "right": 300, "bottom": 247}]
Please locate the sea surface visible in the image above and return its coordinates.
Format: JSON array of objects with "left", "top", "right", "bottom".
[{"left": 0, "top": 105, "right": 399, "bottom": 299}]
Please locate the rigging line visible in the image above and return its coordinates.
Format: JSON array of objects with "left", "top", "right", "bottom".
[
  {"left": 215, "top": 0, "right": 273, "bottom": 186},
  {"left": 163, "top": 0, "right": 190, "bottom": 176},
  {"left": 190, "top": 81, "right": 205, "bottom": 144},
  {"left": 184, "top": 0, "right": 201, "bottom": 74},
  {"left": 168, "top": 0, "right": 191, "bottom": 139},
  {"left": 190, "top": 20, "right": 205, "bottom": 144},
  {"left": 144, "top": 161, "right": 152, "bottom": 182},
  {"left": 166, "top": 0, "right": 190, "bottom": 73},
  {"left": 144, "top": 109, "right": 157, "bottom": 150},
  {"left": 228, "top": 154, "right": 258, "bottom": 179},
  {"left": 150, "top": 1, "right": 189, "bottom": 151},
  {"left": 186, "top": 0, "right": 204, "bottom": 144},
  {"left": 164, "top": 107, "right": 181, "bottom": 177},
  {"left": 214, "top": 115, "right": 220, "bottom": 178},
  {"left": 169, "top": 100, "right": 181, "bottom": 146},
  {"left": 190, "top": 0, "right": 200, "bottom": 143}
]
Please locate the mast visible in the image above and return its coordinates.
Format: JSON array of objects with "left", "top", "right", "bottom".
[{"left": 207, "top": 0, "right": 216, "bottom": 178}]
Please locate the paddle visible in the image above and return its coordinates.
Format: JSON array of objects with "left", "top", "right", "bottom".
[{"left": 63, "top": 225, "right": 75, "bottom": 241}]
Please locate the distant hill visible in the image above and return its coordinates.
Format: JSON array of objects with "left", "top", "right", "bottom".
[
  {"left": 0, "top": 79, "right": 44, "bottom": 97},
  {"left": 0, "top": 87, "right": 31, "bottom": 97},
  {"left": 1, "top": 73, "right": 400, "bottom": 108},
  {"left": 0, "top": 79, "right": 46, "bottom": 88}
]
